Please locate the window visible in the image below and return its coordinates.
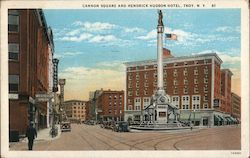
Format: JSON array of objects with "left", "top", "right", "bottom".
[
  {"left": 9, "top": 75, "right": 19, "bottom": 92},
  {"left": 128, "top": 82, "right": 132, "bottom": 88},
  {"left": 174, "top": 63, "right": 178, "bottom": 66},
  {"left": 204, "top": 78, "right": 208, "bottom": 83},
  {"left": 172, "top": 96, "right": 179, "bottom": 108},
  {"left": 184, "top": 79, "right": 188, "bottom": 85},
  {"left": 204, "top": 95, "right": 208, "bottom": 101},
  {"left": 194, "top": 69, "right": 198, "bottom": 75},
  {"left": 183, "top": 69, "right": 188, "bottom": 76},
  {"left": 184, "top": 62, "right": 188, "bottom": 65},
  {"left": 194, "top": 87, "right": 199, "bottom": 93},
  {"left": 144, "top": 90, "right": 148, "bottom": 95},
  {"left": 144, "top": 72, "right": 148, "bottom": 79},
  {"left": 194, "top": 61, "right": 199, "bottom": 64},
  {"left": 154, "top": 72, "right": 157, "bottom": 78},
  {"left": 192, "top": 95, "right": 200, "bottom": 110},
  {"left": 204, "top": 68, "right": 209, "bottom": 74},
  {"left": 136, "top": 83, "right": 139, "bottom": 88},
  {"left": 174, "top": 70, "right": 178, "bottom": 77},
  {"left": 203, "top": 103, "right": 208, "bottom": 109},
  {"left": 144, "top": 82, "right": 149, "bottom": 87},
  {"left": 194, "top": 78, "right": 198, "bottom": 84},
  {"left": 144, "top": 65, "right": 148, "bottom": 69},
  {"left": 164, "top": 71, "right": 167, "bottom": 77},
  {"left": 154, "top": 64, "right": 157, "bottom": 69},
  {"left": 128, "top": 91, "right": 132, "bottom": 96},
  {"left": 135, "top": 105, "right": 141, "bottom": 111},
  {"left": 128, "top": 99, "right": 132, "bottom": 104},
  {"left": 128, "top": 75, "right": 132, "bottom": 80},
  {"left": 136, "top": 74, "right": 139, "bottom": 80},
  {"left": 8, "top": 43, "right": 19, "bottom": 60},
  {"left": 204, "top": 85, "right": 208, "bottom": 93},
  {"left": 136, "top": 91, "right": 139, "bottom": 96},
  {"left": 173, "top": 79, "right": 178, "bottom": 85},
  {"left": 173, "top": 88, "right": 178, "bottom": 94},
  {"left": 183, "top": 88, "right": 188, "bottom": 94},
  {"left": 128, "top": 105, "right": 132, "bottom": 110},
  {"left": 8, "top": 10, "right": 19, "bottom": 32}
]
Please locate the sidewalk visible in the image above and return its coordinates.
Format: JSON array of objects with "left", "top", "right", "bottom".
[{"left": 20, "top": 125, "right": 61, "bottom": 142}]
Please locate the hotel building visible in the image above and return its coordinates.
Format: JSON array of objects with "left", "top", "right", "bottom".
[{"left": 124, "top": 51, "right": 237, "bottom": 126}]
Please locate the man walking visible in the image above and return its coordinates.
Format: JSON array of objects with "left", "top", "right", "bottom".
[{"left": 26, "top": 123, "right": 37, "bottom": 150}]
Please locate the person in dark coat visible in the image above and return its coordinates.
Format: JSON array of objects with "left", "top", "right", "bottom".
[{"left": 26, "top": 123, "right": 37, "bottom": 150}]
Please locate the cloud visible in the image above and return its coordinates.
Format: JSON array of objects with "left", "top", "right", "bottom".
[
  {"left": 89, "top": 35, "right": 118, "bottom": 43},
  {"left": 137, "top": 29, "right": 157, "bottom": 40},
  {"left": 73, "top": 21, "right": 116, "bottom": 32},
  {"left": 215, "top": 26, "right": 240, "bottom": 33},
  {"left": 124, "top": 27, "right": 145, "bottom": 33},
  {"left": 60, "top": 65, "right": 125, "bottom": 100},
  {"left": 59, "top": 33, "right": 93, "bottom": 42},
  {"left": 54, "top": 51, "right": 85, "bottom": 59},
  {"left": 66, "top": 29, "right": 81, "bottom": 36}
]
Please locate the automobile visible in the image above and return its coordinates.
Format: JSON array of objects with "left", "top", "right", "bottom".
[
  {"left": 60, "top": 121, "right": 71, "bottom": 132},
  {"left": 113, "top": 121, "right": 129, "bottom": 132}
]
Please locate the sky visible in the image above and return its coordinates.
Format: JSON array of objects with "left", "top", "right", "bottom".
[{"left": 44, "top": 9, "right": 241, "bottom": 101}]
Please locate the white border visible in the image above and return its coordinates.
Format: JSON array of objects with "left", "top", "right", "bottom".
[{"left": 1, "top": 0, "right": 249, "bottom": 158}]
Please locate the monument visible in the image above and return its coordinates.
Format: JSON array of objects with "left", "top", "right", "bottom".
[{"left": 130, "top": 10, "right": 188, "bottom": 130}]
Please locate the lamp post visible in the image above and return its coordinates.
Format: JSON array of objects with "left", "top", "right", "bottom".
[
  {"left": 120, "top": 110, "right": 122, "bottom": 121},
  {"left": 193, "top": 109, "right": 196, "bottom": 126}
]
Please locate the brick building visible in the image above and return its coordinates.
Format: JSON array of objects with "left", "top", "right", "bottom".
[
  {"left": 231, "top": 92, "right": 241, "bottom": 122},
  {"left": 87, "top": 89, "right": 124, "bottom": 121},
  {"left": 8, "top": 9, "right": 54, "bottom": 139},
  {"left": 64, "top": 100, "right": 87, "bottom": 123},
  {"left": 124, "top": 52, "right": 237, "bottom": 126},
  {"left": 220, "top": 69, "right": 233, "bottom": 114}
]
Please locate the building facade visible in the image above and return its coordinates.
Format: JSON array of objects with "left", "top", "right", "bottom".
[
  {"left": 97, "top": 90, "right": 124, "bottom": 121},
  {"left": 231, "top": 92, "right": 241, "bottom": 121},
  {"left": 124, "top": 52, "right": 237, "bottom": 126},
  {"left": 8, "top": 9, "right": 53, "bottom": 139},
  {"left": 64, "top": 100, "right": 87, "bottom": 123}
]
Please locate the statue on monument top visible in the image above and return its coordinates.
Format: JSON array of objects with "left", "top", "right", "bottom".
[{"left": 158, "top": 10, "right": 163, "bottom": 26}]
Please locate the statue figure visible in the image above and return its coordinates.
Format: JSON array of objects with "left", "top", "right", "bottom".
[{"left": 158, "top": 10, "right": 163, "bottom": 26}]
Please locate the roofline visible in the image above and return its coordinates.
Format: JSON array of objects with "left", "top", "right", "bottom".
[{"left": 124, "top": 53, "right": 223, "bottom": 66}]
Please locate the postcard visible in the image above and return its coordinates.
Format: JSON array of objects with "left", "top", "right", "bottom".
[{"left": 1, "top": 0, "right": 249, "bottom": 158}]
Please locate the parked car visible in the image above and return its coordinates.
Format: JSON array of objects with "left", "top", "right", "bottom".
[
  {"left": 61, "top": 121, "right": 71, "bottom": 132},
  {"left": 113, "top": 121, "right": 129, "bottom": 132}
]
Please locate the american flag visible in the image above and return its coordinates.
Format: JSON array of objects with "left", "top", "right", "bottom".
[{"left": 165, "top": 33, "right": 178, "bottom": 40}]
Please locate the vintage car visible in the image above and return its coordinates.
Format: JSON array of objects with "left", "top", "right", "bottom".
[{"left": 60, "top": 121, "right": 71, "bottom": 132}]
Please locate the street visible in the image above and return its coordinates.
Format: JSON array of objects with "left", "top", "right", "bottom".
[{"left": 10, "top": 124, "right": 240, "bottom": 150}]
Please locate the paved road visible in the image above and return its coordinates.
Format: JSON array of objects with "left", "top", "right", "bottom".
[{"left": 10, "top": 124, "right": 241, "bottom": 150}]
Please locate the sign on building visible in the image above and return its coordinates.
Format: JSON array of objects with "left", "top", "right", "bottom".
[
  {"left": 213, "top": 99, "right": 220, "bottom": 107},
  {"left": 35, "top": 93, "right": 53, "bottom": 102}
]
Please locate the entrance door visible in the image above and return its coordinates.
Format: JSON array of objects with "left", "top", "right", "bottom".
[{"left": 203, "top": 118, "right": 208, "bottom": 126}]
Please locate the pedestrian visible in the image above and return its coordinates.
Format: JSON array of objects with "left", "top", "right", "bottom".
[{"left": 26, "top": 123, "right": 37, "bottom": 150}]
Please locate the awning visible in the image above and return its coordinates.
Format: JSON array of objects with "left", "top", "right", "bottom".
[
  {"left": 217, "top": 115, "right": 225, "bottom": 121},
  {"left": 225, "top": 117, "right": 232, "bottom": 123},
  {"left": 214, "top": 115, "right": 222, "bottom": 122}
]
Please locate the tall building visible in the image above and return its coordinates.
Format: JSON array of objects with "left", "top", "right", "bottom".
[
  {"left": 64, "top": 100, "right": 87, "bottom": 123},
  {"left": 8, "top": 9, "right": 53, "bottom": 139},
  {"left": 231, "top": 92, "right": 241, "bottom": 121},
  {"left": 124, "top": 52, "right": 236, "bottom": 126},
  {"left": 87, "top": 89, "right": 124, "bottom": 121},
  {"left": 220, "top": 69, "right": 233, "bottom": 114},
  {"left": 97, "top": 90, "right": 124, "bottom": 121}
]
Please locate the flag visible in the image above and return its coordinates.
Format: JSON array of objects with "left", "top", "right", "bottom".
[{"left": 165, "top": 33, "right": 178, "bottom": 40}]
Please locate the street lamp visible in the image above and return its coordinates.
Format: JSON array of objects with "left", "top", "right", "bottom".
[
  {"left": 193, "top": 109, "right": 196, "bottom": 126},
  {"left": 120, "top": 110, "right": 122, "bottom": 121}
]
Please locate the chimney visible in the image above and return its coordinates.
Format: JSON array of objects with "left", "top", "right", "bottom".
[{"left": 163, "top": 48, "right": 173, "bottom": 58}]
